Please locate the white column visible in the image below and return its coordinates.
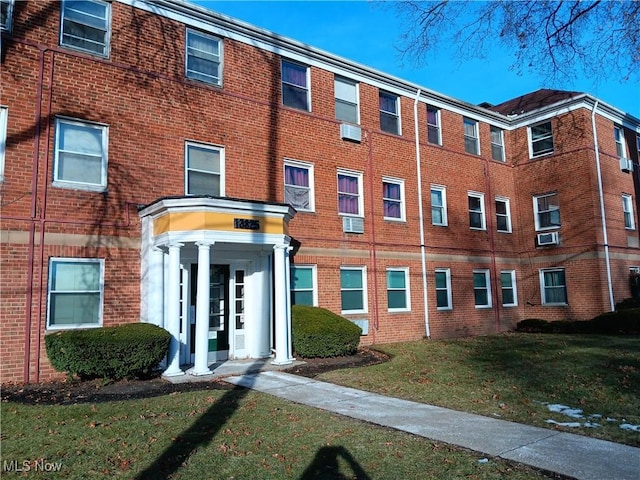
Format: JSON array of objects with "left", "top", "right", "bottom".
[
  {"left": 272, "top": 244, "right": 293, "bottom": 365},
  {"left": 148, "top": 247, "right": 165, "bottom": 328},
  {"left": 163, "top": 243, "right": 184, "bottom": 377},
  {"left": 284, "top": 246, "right": 293, "bottom": 360},
  {"left": 192, "top": 242, "right": 212, "bottom": 375}
]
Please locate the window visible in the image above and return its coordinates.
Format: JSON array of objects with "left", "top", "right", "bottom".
[
  {"left": 463, "top": 117, "right": 479, "bottom": 155},
  {"left": 379, "top": 91, "right": 400, "bottom": 135},
  {"left": 281, "top": 60, "right": 309, "bottom": 111},
  {"left": 623, "top": 194, "right": 635, "bottom": 230},
  {"left": 291, "top": 265, "right": 317, "bottom": 306},
  {"left": 1, "top": 0, "right": 13, "bottom": 31},
  {"left": 337, "top": 170, "right": 363, "bottom": 216},
  {"left": 490, "top": 126, "right": 505, "bottom": 162},
  {"left": 47, "top": 258, "right": 104, "bottom": 328},
  {"left": 0, "top": 107, "right": 6, "bottom": 181},
  {"left": 427, "top": 105, "right": 441, "bottom": 145},
  {"left": 637, "top": 134, "right": 640, "bottom": 159},
  {"left": 473, "top": 269, "right": 492, "bottom": 308},
  {"left": 468, "top": 192, "right": 486, "bottom": 230},
  {"left": 383, "top": 177, "right": 405, "bottom": 221},
  {"left": 533, "top": 193, "right": 560, "bottom": 230},
  {"left": 340, "top": 267, "right": 367, "bottom": 313},
  {"left": 54, "top": 118, "right": 108, "bottom": 191},
  {"left": 614, "top": 126, "right": 627, "bottom": 159},
  {"left": 495, "top": 196, "right": 512, "bottom": 233},
  {"left": 335, "top": 76, "right": 359, "bottom": 124},
  {"left": 431, "top": 185, "right": 447, "bottom": 226},
  {"left": 387, "top": 268, "right": 410, "bottom": 312},
  {"left": 186, "top": 29, "right": 222, "bottom": 85},
  {"left": 540, "top": 268, "right": 567, "bottom": 305},
  {"left": 435, "top": 268, "right": 452, "bottom": 310},
  {"left": 185, "top": 142, "right": 224, "bottom": 196},
  {"left": 284, "top": 160, "right": 314, "bottom": 212},
  {"left": 500, "top": 270, "right": 517, "bottom": 307},
  {"left": 60, "top": 0, "right": 110, "bottom": 57},
  {"left": 530, "top": 121, "right": 554, "bottom": 157}
]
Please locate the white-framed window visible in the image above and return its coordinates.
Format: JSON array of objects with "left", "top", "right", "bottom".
[
  {"left": 468, "top": 191, "right": 486, "bottom": 230},
  {"left": 614, "top": 125, "right": 628, "bottom": 159},
  {"left": 340, "top": 266, "right": 367, "bottom": 314},
  {"left": 490, "top": 126, "right": 505, "bottom": 162},
  {"left": 463, "top": 117, "right": 479, "bottom": 155},
  {"left": 383, "top": 177, "right": 405, "bottom": 221},
  {"left": 1, "top": 0, "right": 13, "bottom": 31},
  {"left": 473, "top": 269, "right": 492, "bottom": 308},
  {"left": 281, "top": 60, "right": 310, "bottom": 111},
  {"left": 379, "top": 90, "right": 400, "bottom": 135},
  {"left": 431, "top": 185, "right": 447, "bottom": 226},
  {"left": 284, "top": 159, "right": 314, "bottom": 212},
  {"left": 185, "top": 141, "right": 224, "bottom": 196},
  {"left": 185, "top": 29, "right": 222, "bottom": 86},
  {"left": 0, "top": 106, "right": 6, "bottom": 181},
  {"left": 533, "top": 192, "right": 560, "bottom": 230},
  {"left": 500, "top": 270, "right": 517, "bottom": 307},
  {"left": 495, "top": 196, "right": 512, "bottom": 233},
  {"left": 53, "top": 118, "right": 108, "bottom": 191},
  {"left": 337, "top": 169, "right": 363, "bottom": 217},
  {"left": 622, "top": 194, "right": 635, "bottom": 230},
  {"left": 47, "top": 258, "right": 104, "bottom": 329},
  {"left": 290, "top": 265, "right": 317, "bottom": 306},
  {"left": 540, "top": 268, "right": 567, "bottom": 305},
  {"left": 435, "top": 268, "right": 452, "bottom": 310},
  {"left": 426, "top": 105, "right": 441, "bottom": 145},
  {"left": 636, "top": 134, "right": 640, "bottom": 159},
  {"left": 60, "top": 0, "right": 111, "bottom": 57},
  {"left": 387, "top": 267, "right": 410, "bottom": 312},
  {"left": 335, "top": 76, "right": 359, "bottom": 124},
  {"left": 529, "top": 121, "right": 554, "bottom": 157}
]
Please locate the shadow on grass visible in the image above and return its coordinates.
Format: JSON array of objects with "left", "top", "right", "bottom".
[
  {"left": 134, "top": 360, "right": 266, "bottom": 480},
  {"left": 299, "top": 446, "right": 371, "bottom": 480}
]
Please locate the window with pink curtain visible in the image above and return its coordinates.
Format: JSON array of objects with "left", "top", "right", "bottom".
[
  {"left": 284, "top": 164, "right": 311, "bottom": 210},
  {"left": 383, "top": 181, "right": 402, "bottom": 219},
  {"left": 282, "top": 60, "right": 309, "bottom": 110},
  {"left": 338, "top": 173, "right": 360, "bottom": 215}
]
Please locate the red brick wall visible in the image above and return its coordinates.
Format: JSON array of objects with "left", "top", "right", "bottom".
[{"left": 1, "top": 1, "right": 638, "bottom": 383}]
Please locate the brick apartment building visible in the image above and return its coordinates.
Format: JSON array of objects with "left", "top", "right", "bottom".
[{"left": 1, "top": 0, "right": 639, "bottom": 383}]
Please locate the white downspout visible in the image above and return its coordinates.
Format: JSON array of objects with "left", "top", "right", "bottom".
[
  {"left": 591, "top": 100, "right": 615, "bottom": 311},
  {"left": 414, "top": 89, "right": 431, "bottom": 337}
]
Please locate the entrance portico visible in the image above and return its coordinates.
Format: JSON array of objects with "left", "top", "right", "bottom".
[{"left": 139, "top": 196, "right": 296, "bottom": 377}]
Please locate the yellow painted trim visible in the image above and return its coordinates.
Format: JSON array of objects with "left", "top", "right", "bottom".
[{"left": 153, "top": 211, "right": 288, "bottom": 236}]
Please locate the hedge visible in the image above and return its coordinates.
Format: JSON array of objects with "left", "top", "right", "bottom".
[
  {"left": 45, "top": 323, "right": 171, "bottom": 380},
  {"left": 292, "top": 305, "right": 362, "bottom": 358},
  {"left": 516, "top": 309, "right": 640, "bottom": 335}
]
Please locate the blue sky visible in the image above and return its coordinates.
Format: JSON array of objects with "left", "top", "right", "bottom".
[{"left": 199, "top": 0, "right": 639, "bottom": 118}]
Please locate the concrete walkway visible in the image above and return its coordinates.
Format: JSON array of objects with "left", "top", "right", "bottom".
[{"left": 225, "top": 371, "right": 640, "bottom": 480}]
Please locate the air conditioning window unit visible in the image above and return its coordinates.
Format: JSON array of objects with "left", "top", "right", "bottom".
[
  {"left": 340, "top": 123, "right": 362, "bottom": 143},
  {"left": 343, "top": 216, "right": 364, "bottom": 234},
  {"left": 620, "top": 157, "right": 634, "bottom": 173},
  {"left": 537, "top": 231, "right": 559, "bottom": 246}
]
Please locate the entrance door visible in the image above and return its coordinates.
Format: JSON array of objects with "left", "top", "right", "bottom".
[
  {"left": 189, "top": 264, "right": 229, "bottom": 364},
  {"left": 230, "top": 267, "right": 247, "bottom": 358}
]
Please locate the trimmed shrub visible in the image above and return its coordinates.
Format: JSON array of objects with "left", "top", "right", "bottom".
[
  {"left": 517, "top": 310, "right": 640, "bottom": 335},
  {"left": 292, "top": 305, "right": 361, "bottom": 358},
  {"left": 516, "top": 319, "right": 549, "bottom": 333},
  {"left": 616, "top": 297, "right": 640, "bottom": 311},
  {"left": 45, "top": 323, "right": 171, "bottom": 380},
  {"left": 589, "top": 309, "right": 640, "bottom": 334}
]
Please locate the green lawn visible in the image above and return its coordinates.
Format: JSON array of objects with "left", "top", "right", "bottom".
[
  {"left": 318, "top": 333, "right": 640, "bottom": 447},
  {"left": 2, "top": 387, "right": 552, "bottom": 479}
]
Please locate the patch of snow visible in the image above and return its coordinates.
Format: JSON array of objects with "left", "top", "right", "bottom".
[
  {"left": 546, "top": 419, "right": 582, "bottom": 428},
  {"left": 620, "top": 424, "right": 640, "bottom": 432},
  {"left": 583, "top": 422, "right": 601, "bottom": 428},
  {"left": 547, "top": 404, "right": 584, "bottom": 418},
  {"left": 477, "top": 458, "right": 489, "bottom": 464}
]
